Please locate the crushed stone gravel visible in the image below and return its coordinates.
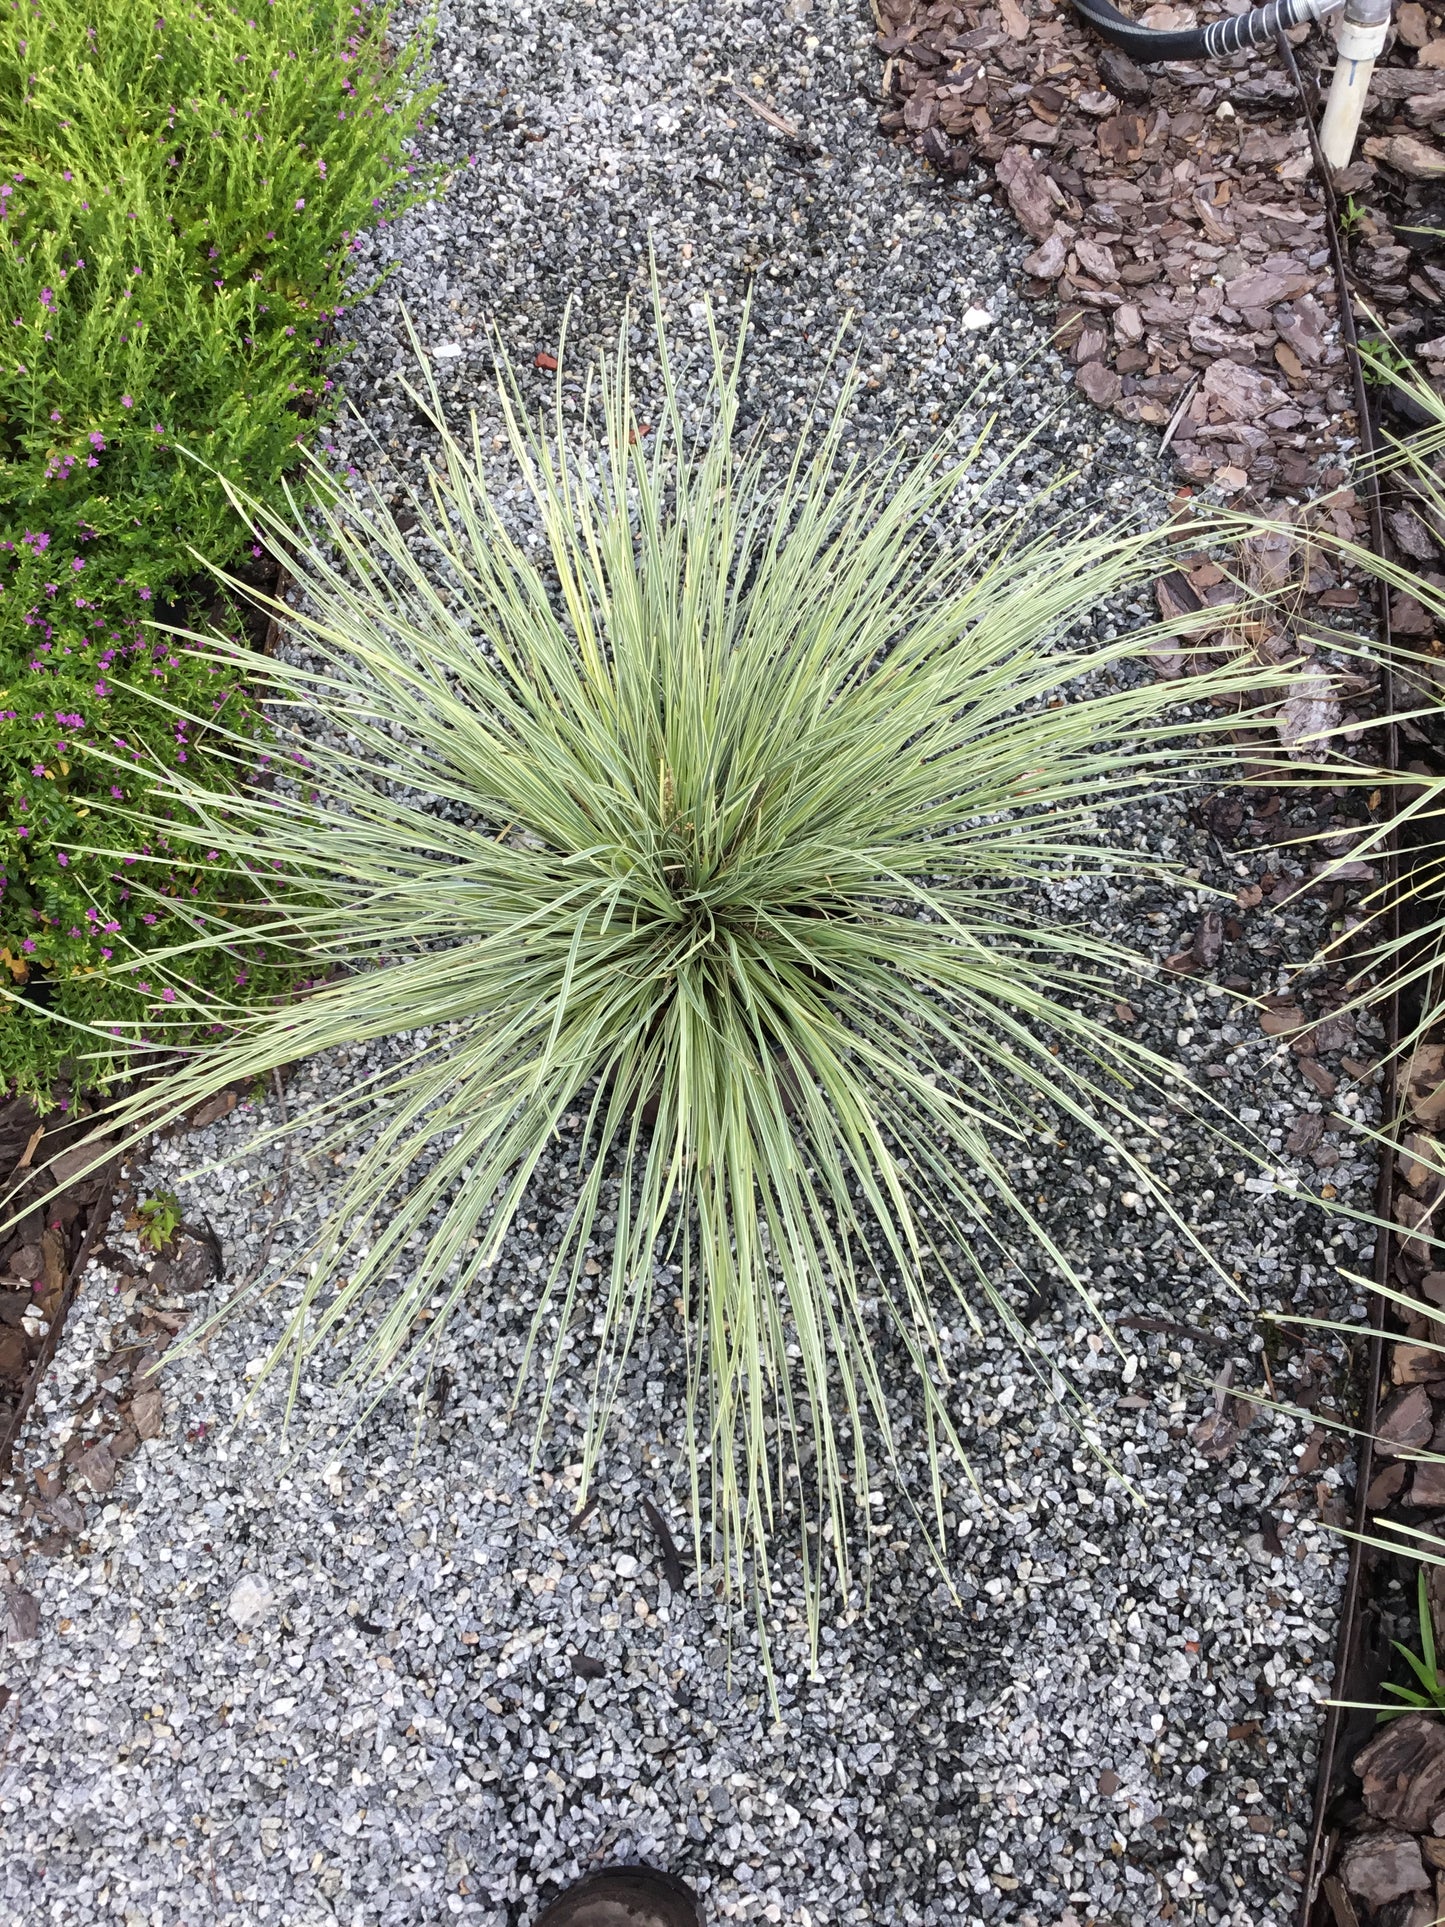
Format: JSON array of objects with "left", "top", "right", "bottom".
[{"left": 0, "top": 3, "right": 1377, "bottom": 1924}]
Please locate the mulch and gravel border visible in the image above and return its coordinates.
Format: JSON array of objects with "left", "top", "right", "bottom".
[
  {"left": 0, "top": 1100, "right": 118, "bottom": 1472},
  {"left": 868, "top": 4, "right": 1445, "bottom": 1923},
  {"left": 874, "top": 0, "right": 1444, "bottom": 523}
]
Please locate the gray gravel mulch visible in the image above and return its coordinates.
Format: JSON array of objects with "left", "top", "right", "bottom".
[{"left": 0, "top": 3, "right": 1386, "bottom": 1923}]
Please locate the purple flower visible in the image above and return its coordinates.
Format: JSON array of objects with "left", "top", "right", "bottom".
[
  {"left": 21, "top": 938, "right": 35, "bottom": 954},
  {"left": 57, "top": 852, "right": 68, "bottom": 866},
  {"left": 121, "top": 394, "right": 133, "bottom": 408},
  {"left": 39, "top": 288, "right": 54, "bottom": 311},
  {"left": 71, "top": 556, "right": 84, "bottom": 571}
]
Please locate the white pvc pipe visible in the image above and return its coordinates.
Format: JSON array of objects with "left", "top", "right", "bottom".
[{"left": 1319, "top": 0, "right": 1393, "bottom": 170}]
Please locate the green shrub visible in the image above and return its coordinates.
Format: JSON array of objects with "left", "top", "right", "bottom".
[
  {"left": 73, "top": 319, "right": 1288, "bottom": 1641},
  {"left": 0, "top": 0, "right": 436, "bottom": 1095},
  {"left": 0, "top": 633, "right": 305, "bottom": 1099}
]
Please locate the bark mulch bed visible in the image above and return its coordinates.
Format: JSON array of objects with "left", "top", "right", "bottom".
[
  {"left": 874, "top": 0, "right": 1445, "bottom": 538},
  {"left": 0, "top": 1090, "right": 231, "bottom": 1647},
  {"left": 1303, "top": 1019, "right": 1445, "bottom": 1927},
  {"left": 1306, "top": 791, "right": 1445, "bottom": 1926},
  {"left": 0, "top": 1100, "right": 106, "bottom": 1442}
]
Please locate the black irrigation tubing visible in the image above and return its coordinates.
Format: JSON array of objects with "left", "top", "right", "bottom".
[{"left": 1273, "top": 29, "right": 1403, "bottom": 1927}]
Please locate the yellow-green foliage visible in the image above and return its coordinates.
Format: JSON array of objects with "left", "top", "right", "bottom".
[{"left": 0, "top": 0, "right": 436, "bottom": 1094}]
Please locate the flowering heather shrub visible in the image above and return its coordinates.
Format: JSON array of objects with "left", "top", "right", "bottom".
[
  {"left": 0, "top": 0, "right": 436, "bottom": 1093},
  {"left": 0, "top": 634, "right": 301, "bottom": 1097}
]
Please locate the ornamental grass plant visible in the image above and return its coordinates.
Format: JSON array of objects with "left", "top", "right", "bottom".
[
  {"left": 41, "top": 313, "right": 1294, "bottom": 1635},
  {"left": 0, "top": 0, "right": 435, "bottom": 1092}
]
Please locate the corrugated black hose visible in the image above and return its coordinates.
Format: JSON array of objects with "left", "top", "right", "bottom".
[{"left": 1070, "top": 0, "right": 1342, "bottom": 64}]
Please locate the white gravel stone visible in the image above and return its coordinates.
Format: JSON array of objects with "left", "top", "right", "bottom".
[{"left": 226, "top": 1575, "right": 276, "bottom": 1630}]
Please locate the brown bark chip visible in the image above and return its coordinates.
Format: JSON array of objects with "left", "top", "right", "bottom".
[
  {"left": 1357, "top": 1718, "right": 1445, "bottom": 1834},
  {"left": 1340, "top": 1833, "right": 1430, "bottom": 1907}
]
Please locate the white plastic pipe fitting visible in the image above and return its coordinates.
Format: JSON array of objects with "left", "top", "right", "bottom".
[{"left": 1319, "top": 0, "right": 1393, "bottom": 170}]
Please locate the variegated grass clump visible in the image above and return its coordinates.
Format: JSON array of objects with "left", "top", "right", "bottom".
[{"left": 43, "top": 314, "right": 1286, "bottom": 1644}]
